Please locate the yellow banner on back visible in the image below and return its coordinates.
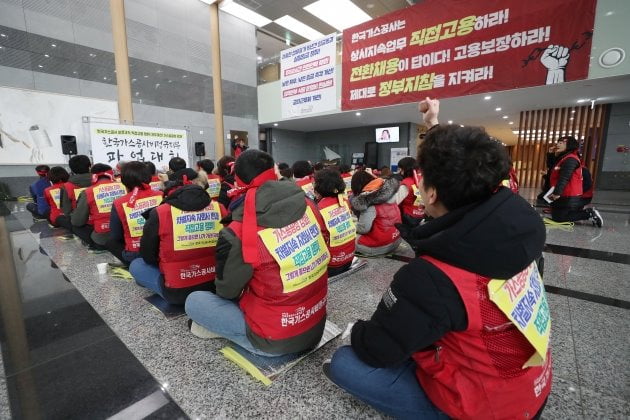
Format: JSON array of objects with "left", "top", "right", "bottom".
[
  {"left": 50, "top": 187, "right": 61, "bottom": 208},
  {"left": 320, "top": 203, "right": 356, "bottom": 247},
  {"left": 123, "top": 196, "right": 162, "bottom": 238},
  {"left": 412, "top": 184, "right": 424, "bottom": 206},
  {"left": 171, "top": 201, "right": 222, "bottom": 251},
  {"left": 487, "top": 261, "right": 551, "bottom": 368},
  {"left": 207, "top": 178, "right": 221, "bottom": 199},
  {"left": 258, "top": 207, "right": 330, "bottom": 293},
  {"left": 93, "top": 183, "right": 126, "bottom": 213}
]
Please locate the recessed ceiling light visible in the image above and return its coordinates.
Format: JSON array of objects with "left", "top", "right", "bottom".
[
  {"left": 257, "top": 55, "right": 262, "bottom": 61},
  {"left": 220, "top": 0, "right": 271, "bottom": 27},
  {"left": 502, "top": 115, "right": 508, "bottom": 119},
  {"left": 51, "top": 43, "right": 56, "bottom": 47},
  {"left": 304, "top": 0, "right": 371, "bottom": 31},
  {"left": 144, "top": 75, "right": 148, "bottom": 78},
  {"left": 484, "top": 95, "right": 491, "bottom": 100},
  {"left": 89, "top": 53, "right": 96, "bottom": 57},
  {"left": 132, "top": 78, "right": 136, "bottom": 82},
  {"left": 509, "top": 121, "right": 514, "bottom": 125},
  {"left": 605, "top": 11, "right": 615, "bottom": 16},
  {"left": 275, "top": 15, "right": 324, "bottom": 41},
  {"left": 0, "top": 34, "right": 6, "bottom": 38},
  {"left": 576, "top": 98, "right": 590, "bottom": 103},
  {"left": 44, "top": 54, "right": 49, "bottom": 57},
  {"left": 73, "top": 71, "right": 78, "bottom": 74},
  {"left": 273, "top": 123, "right": 278, "bottom": 126},
  {"left": 355, "top": 112, "right": 361, "bottom": 116},
  {"left": 571, "top": 110, "right": 576, "bottom": 113},
  {"left": 37, "top": 64, "right": 43, "bottom": 68},
  {"left": 459, "top": 124, "right": 464, "bottom": 127},
  {"left": 495, "top": 107, "right": 502, "bottom": 111},
  {"left": 447, "top": 120, "right": 453, "bottom": 124},
  {"left": 182, "top": 75, "right": 187, "bottom": 78},
  {"left": 570, "top": 118, "right": 574, "bottom": 121}
]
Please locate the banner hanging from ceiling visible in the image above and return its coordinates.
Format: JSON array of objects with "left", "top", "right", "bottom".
[
  {"left": 281, "top": 33, "right": 338, "bottom": 119},
  {"left": 341, "top": 0, "right": 596, "bottom": 111}
]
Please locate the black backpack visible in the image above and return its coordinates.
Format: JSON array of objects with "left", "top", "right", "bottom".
[{"left": 582, "top": 166, "right": 593, "bottom": 192}]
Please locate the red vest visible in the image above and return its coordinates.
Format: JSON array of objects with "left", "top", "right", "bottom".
[
  {"left": 550, "top": 152, "right": 583, "bottom": 197},
  {"left": 206, "top": 174, "right": 221, "bottom": 199},
  {"left": 149, "top": 175, "right": 162, "bottom": 192},
  {"left": 43, "top": 183, "right": 64, "bottom": 224},
  {"left": 295, "top": 176, "right": 315, "bottom": 199},
  {"left": 413, "top": 256, "right": 552, "bottom": 419},
  {"left": 84, "top": 180, "right": 126, "bottom": 233},
  {"left": 229, "top": 200, "right": 329, "bottom": 340},
  {"left": 318, "top": 196, "right": 356, "bottom": 267},
  {"left": 400, "top": 177, "right": 425, "bottom": 218},
  {"left": 63, "top": 182, "right": 88, "bottom": 211},
  {"left": 113, "top": 188, "right": 163, "bottom": 252},
  {"left": 157, "top": 201, "right": 225, "bottom": 288},
  {"left": 357, "top": 202, "right": 401, "bottom": 248}
]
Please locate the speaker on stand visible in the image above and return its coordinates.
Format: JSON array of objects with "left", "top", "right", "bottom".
[
  {"left": 194, "top": 142, "right": 206, "bottom": 157},
  {"left": 61, "top": 135, "right": 77, "bottom": 156}
]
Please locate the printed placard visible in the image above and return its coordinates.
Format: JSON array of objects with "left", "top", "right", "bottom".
[
  {"left": 258, "top": 207, "right": 330, "bottom": 293},
  {"left": 412, "top": 184, "right": 423, "bottom": 207},
  {"left": 123, "top": 195, "right": 162, "bottom": 238},
  {"left": 93, "top": 183, "right": 126, "bottom": 214},
  {"left": 50, "top": 187, "right": 61, "bottom": 209},
  {"left": 171, "top": 202, "right": 222, "bottom": 251},
  {"left": 321, "top": 204, "right": 356, "bottom": 247},
  {"left": 74, "top": 187, "right": 87, "bottom": 200},
  {"left": 487, "top": 261, "right": 550, "bottom": 367},
  {"left": 207, "top": 178, "right": 221, "bottom": 199}
]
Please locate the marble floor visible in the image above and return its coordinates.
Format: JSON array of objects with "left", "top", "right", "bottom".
[{"left": 0, "top": 188, "right": 628, "bottom": 419}]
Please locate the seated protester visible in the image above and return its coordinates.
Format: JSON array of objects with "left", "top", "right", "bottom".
[
  {"left": 167, "top": 157, "right": 187, "bottom": 181},
  {"left": 216, "top": 155, "right": 236, "bottom": 211},
  {"left": 350, "top": 172, "right": 402, "bottom": 257},
  {"left": 548, "top": 136, "right": 603, "bottom": 227},
  {"left": 185, "top": 150, "right": 330, "bottom": 356},
  {"left": 292, "top": 160, "right": 315, "bottom": 200},
  {"left": 58, "top": 155, "right": 92, "bottom": 232},
  {"left": 395, "top": 157, "right": 426, "bottom": 224},
  {"left": 107, "top": 162, "right": 163, "bottom": 264},
  {"left": 314, "top": 169, "right": 356, "bottom": 276},
  {"left": 26, "top": 164, "right": 51, "bottom": 220},
  {"left": 313, "top": 161, "right": 325, "bottom": 174},
  {"left": 129, "top": 169, "right": 226, "bottom": 304},
  {"left": 277, "top": 162, "right": 293, "bottom": 181},
  {"left": 197, "top": 159, "right": 221, "bottom": 201},
  {"left": 326, "top": 99, "right": 552, "bottom": 419},
  {"left": 501, "top": 164, "right": 520, "bottom": 194},
  {"left": 146, "top": 161, "right": 163, "bottom": 191},
  {"left": 71, "top": 164, "right": 126, "bottom": 250},
  {"left": 43, "top": 166, "right": 69, "bottom": 227}
]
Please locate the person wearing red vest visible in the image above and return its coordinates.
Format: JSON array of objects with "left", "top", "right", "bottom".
[
  {"left": 129, "top": 168, "right": 227, "bottom": 304},
  {"left": 314, "top": 169, "right": 356, "bottom": 276},
  {"left": 396, "top": 157, "right": 426, "bottom": 223},
  {"left": 107, "top": 161, "right": 163, "bottom": 264},
  {"left": 215, "top": 155, "right": 236, "bottom": 210},
  {"left": 145, "top": 161, "right": 163, "bottom": 191},
  {"left": 196, "top": 158, "right": 222, "bottom": 201},
  {"left": 57, "top": 155, "right": 92, "bottom": 233},
  {"left": 43, "top": 166, "right": 69, "bottom": 227},
  {"left": 185, "top": 150, "right": 330, "bottom": 356},
  {"left": 339, "top": 164, "right": 353, "bottom": 199},
  {"left": 350, "top": 172, "right": 402, "bottom": 257},
  {"left": 71, "top": 163, "right": 126, "bottom": 250},
  {"left": 293, "top": 160, "right": 316, "bottom": 200},
  {"left": 325, "top": 99, "right": 551, "bottom": 419},
  {"left": 548, "top": 136, "right": 603, "bottom": 227}
]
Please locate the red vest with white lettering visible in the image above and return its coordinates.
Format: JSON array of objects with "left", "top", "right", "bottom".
[
  {"left": 113, "top": 188, "right": 163, "bottom": 252},
  {"left": 43, "top": 183, "right": 64, "bottom": 224},
  {"left": 412, "top": 256, "right": 552, "bottom": 419},
  {"left": 149, "top": 175, "right": 162, "bottom": 192},
  {"left": 295, "top": 176, "right": 315, "bottom": 198},
  {"left": 229, "top": 200, "right": 328, "bottom": 340},
  {"left": 400, "top": 177, "right": 425, "bottom": 218},
  {"left": 318, "top": 196, "right": 356, "bottom": 267},
  {"left": 63, "top": 181, "right": 87, "bottom": 211},
  {"left": 550, "top": 152, "right": 583, "bottom": 197},
  {"left": 84, "top": 180, "right": 126, "bottom": 233},
  {"left": 357, "top": 202, "right": 401, "bottom": 248},
  {"left": 156, "top": 201, "right": 226, "bottom": 288},
  {"left": 206, "top": 174, "right": 222, "bottom": 200}
]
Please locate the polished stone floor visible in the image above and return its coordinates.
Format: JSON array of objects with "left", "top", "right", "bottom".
[{"left": 0, "top": 188, "right": 628, "bottom": 419}]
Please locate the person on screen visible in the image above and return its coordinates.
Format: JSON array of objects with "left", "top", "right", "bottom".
[{"left": 379, "top": 129, "right": 391, "bottom": 142}]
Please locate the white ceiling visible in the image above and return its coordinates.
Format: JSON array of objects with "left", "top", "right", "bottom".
[{"left": 260, "top": 75, "right": 630, "bottom": 145}]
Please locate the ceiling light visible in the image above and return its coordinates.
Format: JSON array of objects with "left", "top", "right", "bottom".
[
  {"left": 484, "top": 95, "right": 491, "bottom": 100},
  {"left": 459, "top": 124, "right": 464, "bottom": 127},
  {"left": 275, "top": 15, "right": 324, "bottom": 41},
  {"left": 198, "top": 0, "right": 217, "bottom": 4},
  {"left": 509, "top": 121, "right": 514, "bottom": 125},
  {"left": 220, "top": 0, "right": 271, "bottom": 27},
  {"left": 576, "top": 98, "right": 590, "bottom": 103},
  {"left": 273, "top": 123, "right": 278, "bottom": 126},
  {"left": 447, "top": 120, "right": 453, "bottom": 124},
  {"left": 304, "top": 0, "right": 371, "bottom": 31},
  {"left": 0, "top": 34, "right": 6, "bottom": 38},
  {"left": 570, "top": 118, "right": 574, "bottom": 121},
  {"left": 51, "top": 43, "right": 56, "bottom": 47},
  {"left": 502, "top": 115, "right": 508, "bottom": 119},
  {"left": 44, "top": 54, "right": 50, "bottom": 57},
  {"left": 355, "top": 112, "right": 361, "bottom": 116},
  {"left": 89, "top": 53, "right": 96, "bottom": 57},
  {"left": 495, "top": 107, "right": 502, "bottom": 111},
  {"left": 571, "top": 110, "right": 576, "bottom": 113},
  {"left": 257, "top": 55, "right": 262, "bottom": 61},
  {"left": 37, "top": 64, "right": 43, "bottom": 68},
  {"left": 605, "top": 11, "right": 614, "bottom": 16}
]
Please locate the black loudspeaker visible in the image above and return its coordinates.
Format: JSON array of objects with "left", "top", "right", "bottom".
[
  {"left": 194, "top": 142, "right": 205, "bottom": 157},
  {"left": 60, "top": 135, "right": 77, "bottom": 155},
  {"left": 364, "top": 142, "right": 379, "bottom": 168}
]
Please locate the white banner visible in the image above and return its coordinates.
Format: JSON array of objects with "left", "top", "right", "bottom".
[
  {"left": 390, "top": 147, "right": 409, "bottom": 170},
  {"left": 281, "top": 33, "right": 337, "bottom": 119},
  {"left": 90, "top": 123, "right": 188, "bottom": 169}
]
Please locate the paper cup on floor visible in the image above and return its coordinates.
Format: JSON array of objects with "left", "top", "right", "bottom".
[{"left": 96, "top": 262, "right": 108, "bottom": 274}]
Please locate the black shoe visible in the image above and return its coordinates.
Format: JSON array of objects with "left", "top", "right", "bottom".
[{"left": 589, "top": 208, "right": 603, "bottom": 228}]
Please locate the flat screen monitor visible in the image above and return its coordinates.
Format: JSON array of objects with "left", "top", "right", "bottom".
[{"left": 375, "top": 126, "right": 399, "bottom": 143}]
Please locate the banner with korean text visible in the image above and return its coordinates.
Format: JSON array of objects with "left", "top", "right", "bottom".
[
  {"left": 90, "top": 123, "right": 188, "bottom": 168},
  {"left": 342, "top": 0, "right": 596, "bottom": 110},
  {"left": 281, "top": 33, "right": 337, "bottom": 118}
]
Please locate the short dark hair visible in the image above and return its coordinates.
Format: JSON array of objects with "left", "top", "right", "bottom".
[
  {"left": 68, "top": 155, "right": 91, "bottom": 174},
  {"left": 235, "top": 150, "right": 274, "bottom": 184},
  {"left": 197, "top": 159, "right": 215, "bottom": 174},
  {"left": 418, "top": 125, "right": 510, "bottom": 211},
  {"left": 277, "top": 162, "right": 289, "bottom": 171},
  {"left": 145, "top": 161, "right": 156, "bottom": 175},
  {"left": 292, "top": 160, "right": 313, "bottom": 179},
  {"left": 314, "top": 168, "right": 345, "bottom": 197},
  {"left": 397, "top": 157, "right": 417, "bottom": 179},
  {"left": 169, "top": 157, "right": 187, "bottom": 172},
  {"left": 121, "top": 161, "right": 151, "bottom": 190},
  {"left": 35, "top": 164, "right": 50, "bottom": 175},
  {"left": 558, "top": 135, "right": 580, "bottom": 152},
  {"left": 48, "top": 166, "right": 69, "bottom": 184},
  {"left": 91, "top": 163, "right": 112, "bottom": 174},
  {"left": 351, "top": 170, "right": 375, "bottom": 196},
  {"left": 277, "top": 162, "right": 292, "bottom": 179},
  {"left": 216, "top": 155, "right": 235, "bottom": 178}
]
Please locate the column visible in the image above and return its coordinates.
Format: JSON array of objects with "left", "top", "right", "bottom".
[{"left": 109, "top": 0, "right": 134, "bottom": 124}]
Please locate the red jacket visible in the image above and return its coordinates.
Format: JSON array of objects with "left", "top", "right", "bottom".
[
  {"left": 550, "top": 152, "right": 583, "bottom": 197},
  {"left": 84, "top": 180, "right": 126, "bottom": 233},
  {"left": 113, "top": 188, "right": 163, "bottom": 252},
  {"left": 43, "top": 183, "right": 64, "bottom": 224},
  {"left": 318, "top": 196, "right": 356, "bottom": 267},
  {"left": 413, "top": 256, "right": 552, "bottom": 419},
  {"left": 358, "top": 202, "right": 401, "bottom": 248},
  {"left": 63, "top": 182, "right": 88, "bottom": 211},
  {"left": 229, "top": 202, "right": 329, "bottom": 340},
  {"left": 156, "top": 201, "right": 226, "bottom": 288},
  {"left": 399, "top": 177, "right": 425, "bottom": 218}
]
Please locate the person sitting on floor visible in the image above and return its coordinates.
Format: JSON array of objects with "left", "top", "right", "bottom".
[
  {"left": 325, "top": 99, "right": 552, "bottom": 420},
  {"left": 58, "top": 155, "right": 92, "bottom": 232},
  {"left": 185, "top": 150, "right": 330, "bottom": 357},
  {"left": 71, "top": 163, "right": 126, "bottom": 250},
  {"left": 314, "top": 168, "right": 356, "bottom": 276},
  {"left": 42, "top": 166, "right": 69, "bottom": 227},
  {"left": 146, "top": 161, "right": 163, "bottom": 191},
  {"left": 277, "top": 162, "right": 293, "bottom": 181},
  {"left": 216, "top": 155, "right": 236, "bottom": 211},
  {"left": 26, "top": 164, "right": 50, "bottom": 220},
  {"left": 396, "top": 157, "right": 426, "bottom": 225},
  {"left": 350, "top": 171, "right": 402, "bottom": 257},
  {"left": 292, "top": 160, "right": 316, "bottom": 200},
  {"left": 129, "top": 168, "right": 226, "bottom": 305},
  {"left": 196, "top": 159, "right": 221, "bottom": 201},
  {"left": 107, "top": 161, "right": 163, "bottom": 265},
  {"left": 167, "top": 157, "right": 186, "bottom": 181}
]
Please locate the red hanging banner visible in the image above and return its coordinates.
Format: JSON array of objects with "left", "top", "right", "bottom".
[{"left": 341, "top": 0, "right": 596, "bottom": 111}]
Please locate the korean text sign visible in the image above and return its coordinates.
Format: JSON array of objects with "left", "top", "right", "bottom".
[
  {"left": 281, "top": 33, "right": 338, "bottom": 118},
  {"left": 90, "top": 123, "right": 188, "bottom": 167},
  {"left": 342, "top": 0, "right": 596, "bottom": 110}
]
